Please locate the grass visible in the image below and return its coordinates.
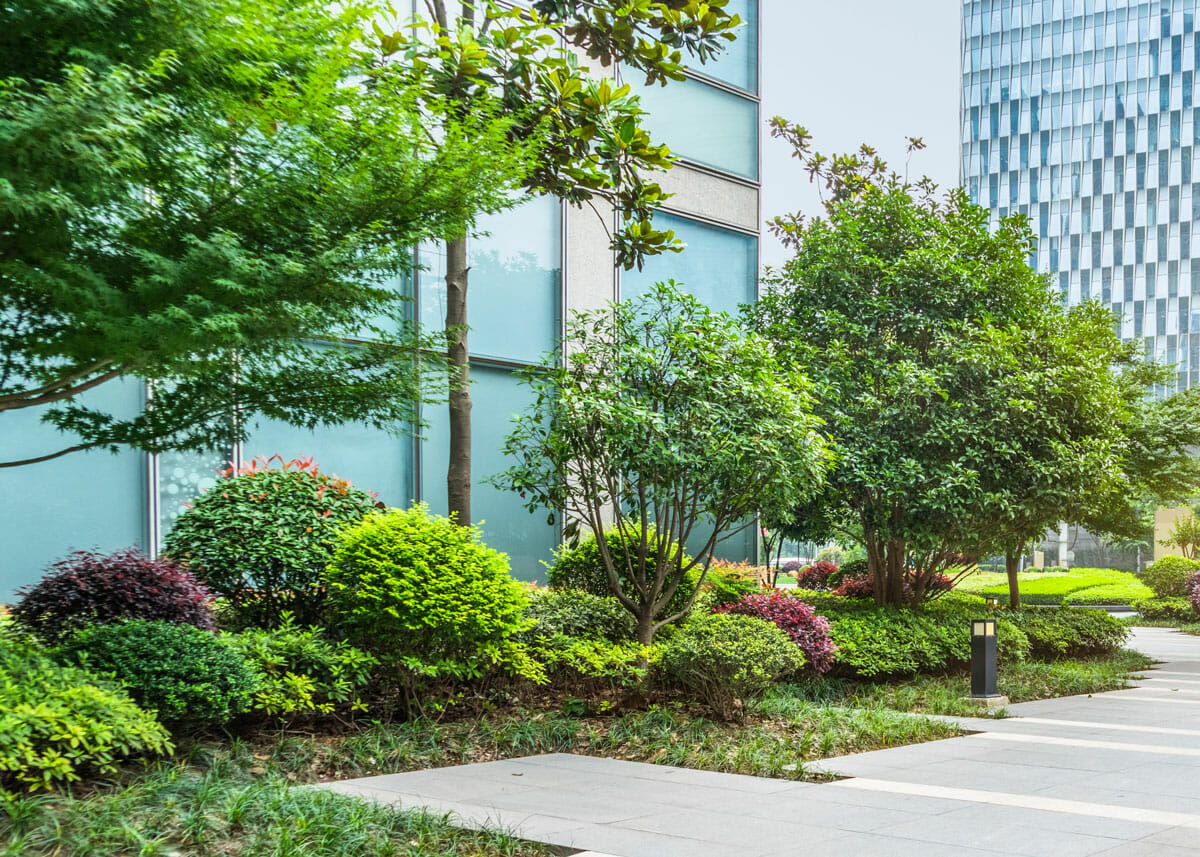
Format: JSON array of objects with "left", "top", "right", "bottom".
[
  {"left": 766, "top": 648, "right": 1155, "bottom": 718},
  {"left": 956, "top": 567, "right": 1151, "bottom": 605},
  {"left": 0, "top": 742, "right": 552, "bottom": 857}
]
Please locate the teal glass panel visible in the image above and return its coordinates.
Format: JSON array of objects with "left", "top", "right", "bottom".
[
  {"left": 691, "top": 0, "right": 757, "bottom": 93},
  {"left": 621, "top": 213, "right": 758, "bottom": 316},
  {"left": 157, "top": 448, "right": 230, "bottom": 543},
  {"left": 0, "top": 379, "right": 148, "bottom": 600},
  {"left": 625, "top": 76, "right": 758, "bottom": 179},
  {"left": 241, "top": 418, "right": 414, "bottom": 508},
  {"left": 420, "top": 364, "right": 558, "bottom": 582},
  {"left": 419, "top": 196, "right": 561, "bottom": 363}
]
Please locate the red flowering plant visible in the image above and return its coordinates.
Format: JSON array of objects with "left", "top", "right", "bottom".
[
  {"left": 163, "top": 456, "right": 380, "bottom": 628},
  {"left": 12, "top": 548, "right": 215, "bottom": 644},
  {"left": 795, "top": 560, "right": 839, "bottom": 590},
  {"left": 716, "top": 591, "right": 836, "bottom": 674}
]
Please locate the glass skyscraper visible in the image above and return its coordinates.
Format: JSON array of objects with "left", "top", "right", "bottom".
[{"left": 961, "top": 0, "right": 1200, "bottom": 394}]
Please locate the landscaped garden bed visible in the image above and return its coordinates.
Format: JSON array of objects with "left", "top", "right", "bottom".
[{"left": 956, "top": 566, "right": 1153, "bottom": 605}]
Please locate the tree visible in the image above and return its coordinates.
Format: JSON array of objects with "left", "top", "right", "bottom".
[
  {"left": 388, "top": 1, "right": 743, "bottom": 523},
  {"left": 754, "top": 124, "right": 1120, "bottom": 606},
  {"left": 0, "top": 0, "right": 534, "bottom": 465},
  {"left": 494, "top": 283, "right": 829, "bottom": 644}
]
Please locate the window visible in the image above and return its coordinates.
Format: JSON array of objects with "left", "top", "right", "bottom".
[
  {"left": 689, "top": 0, "right": 757, "bottom": 93},
  {"left": 626, "top": 75, "right": 759, "bottom": 180},
  {"left": 621, "top": 213, "right": 758, "bottom": 317}
]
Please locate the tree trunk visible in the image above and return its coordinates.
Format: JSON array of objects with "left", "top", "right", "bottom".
[
  {"left": 1005, "top": 549, "right": 1021, "bottom": 609},
  {"left": 445, "top": 236, "right": 471, "bottom": 524},
  {"left": 635, "top": 611, "right": 654, "bottom": 646},
  {"left": 886, "top": 542, "right": 906, "bottom": 605}
]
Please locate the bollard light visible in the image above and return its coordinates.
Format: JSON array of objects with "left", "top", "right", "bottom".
[
  {"left": 984, "top": 595, "right": 998, "bottom": 607},
  {"left": 970, "top": 619, "right": 1000, "bottom": 699}
]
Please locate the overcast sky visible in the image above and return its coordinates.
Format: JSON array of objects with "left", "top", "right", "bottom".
[{"left": 759, "top": 0, "right": 962, "bottom": 268}]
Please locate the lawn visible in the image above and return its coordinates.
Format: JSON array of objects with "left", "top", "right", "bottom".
[{"left": 957, "top": 567, "right": 1152, "bottom": 605}]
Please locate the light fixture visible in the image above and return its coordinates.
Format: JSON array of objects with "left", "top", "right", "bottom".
[
  {"left": 969, "top": 618, "right": 1003, "bottom": 702},
  {"left": 984, "top": 595, "right": 998, "bottom": 607}
]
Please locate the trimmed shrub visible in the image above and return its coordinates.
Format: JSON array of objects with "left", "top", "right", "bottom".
[
  {"left": 716, "top": 591, "right": 836, "bottom": 674},
  {"left": 833, "top": 577, "right": 874, "bottom": 599},
  {"left": 980, "top": 567, "right": 1151, "bottom": 605},
  {"left": 58, "top": 620, "right": 259, "bottom": 725},
  {"left": 532, "top": 635, "right": 657, "bottom": 692},
  {"left": 522, "top": 589, "right": 636, "bottom": 642},
  {"left": 226, "top": 616, "right": 378, "bottom": 718},
  {"left": 1131, "top": 597, "right": 1196, "bottom": 622},
  {"left": 1142, "top": 556, "right": 1200, "bottom": 598},
  {"left": 0, "top": 626, "right": 173, "bottom": 792},
  {"left": 12, "top": 549, "right": 214, "bottom": 644},
  {"left": 546, "top": 527, "right": 698, "bottom": 621},
  {"left": 834, "top": 558, "right": 870, "bottom": 585},
  {"left": 701, "top": 562, "right": 761, "bottom": 607},
  {"left": 657, "top": 612, "right": 805, "bottom": 719},
  {"left": 1188, "top": 571, "right": 1200, "bottom": 613},
  {"left": 1003, "top": 607, "right": 1128, "bottom": 659},
  {"left": 164, "top": 456, "right": 379, "bottom": 627},
  {"left": 323, "top": 505, "right": 544, "bottom": 704},
  {"left": 1061, "top": 582, "right": 1156, "bottom": 605},
  {"left": 795, "top": 561, "right": 839, "bottom": 590}
]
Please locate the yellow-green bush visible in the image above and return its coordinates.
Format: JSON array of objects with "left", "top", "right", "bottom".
[{"left": 323, "top": 505, "right": 544, "bottom": 706}]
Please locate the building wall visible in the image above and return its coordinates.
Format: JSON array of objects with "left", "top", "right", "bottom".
[
  {"left": 961, "top": 0, "right": 1200, "bottom": 394},
  {"left": 0, "top": 2, "right": 762, "bottom": 601}
]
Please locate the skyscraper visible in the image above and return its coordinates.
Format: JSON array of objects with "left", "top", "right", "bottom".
[{"left": 961, "top": 0, "right": 1199, "bottom": 396}]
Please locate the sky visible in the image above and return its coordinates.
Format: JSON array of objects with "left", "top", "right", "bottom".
[{"left": 759, "top": 0, "right": 963, "bottom": 268}]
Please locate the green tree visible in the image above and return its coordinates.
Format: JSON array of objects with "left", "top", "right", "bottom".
[
  {"left": 388, "top": 1, "right": 743, "bottom": 524},
  {"left": 494, "top": 282, "right": 829, "bottom": 644},
  {"left": 0, "top": 0, "right": 533, "bottom": 465},
  {"left": 754, "top": 124, "right": 1122, "bottom": 606}
]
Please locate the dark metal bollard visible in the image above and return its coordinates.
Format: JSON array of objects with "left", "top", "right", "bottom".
[{"left": 970, "top": 619, "right": 999, "bottom": 698}]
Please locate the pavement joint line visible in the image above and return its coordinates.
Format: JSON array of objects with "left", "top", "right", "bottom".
[
  {"left": 1078, "top": 694, "right": 1200, "bottom": 705},
  {"left": 827, "top": 777, "right": 1200, "bottom": 828},
  {"left": 1008, "top": 716, "right": 1200, "bottom": 737},
  {"left": 967, "top": 729, "right": 1200, "bottom": 756},
  {"left": 1137, "top": 676, "right": 1200, "bottom": 685},
  {"left": 1121, "top": 683, "right": 1200, "bottom": 693}
]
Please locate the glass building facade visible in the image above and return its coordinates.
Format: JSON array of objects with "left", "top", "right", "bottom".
[
  {"left": 962, "top": 0, "right": 1200, "bottom": 393},
  {"left": 0, "top": 3, "right": 761, "bottom": 600}
]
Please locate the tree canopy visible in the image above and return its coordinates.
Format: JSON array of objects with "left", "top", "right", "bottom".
[
  {"left": 495, "top": 282, "right": 829, "bottom": 642},
  {"left": 0, "top": 0, "right": 535, "bottom": 465}
]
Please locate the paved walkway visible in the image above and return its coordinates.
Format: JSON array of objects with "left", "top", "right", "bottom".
[{"left": 320, "top": 627, "right": 1200, "bottom": 856}]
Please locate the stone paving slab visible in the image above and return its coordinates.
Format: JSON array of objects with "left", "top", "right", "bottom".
[{"left": 318, "top": 627, "right": 1200, "bottom": 856}]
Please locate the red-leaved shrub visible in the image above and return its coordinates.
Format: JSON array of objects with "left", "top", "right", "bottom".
[
  {"left": 1188, "top": 571, "right": 1200, "bottom": 613},
  {"left": 716, "top": 591, "right": 836, "bottom": 674},
  {"left": 833, "top": 576, "right": 875, "bottom": 599},
  {"left": 795, "top": 561, "right": 839, "bottom": 590},
  {"left": 12, "top": 548, "right": 215, "bottom": 644}
]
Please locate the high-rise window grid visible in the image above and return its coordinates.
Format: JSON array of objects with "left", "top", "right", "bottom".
[{"left": 962, "top": 0, "right": 1200, "bottom": 393}]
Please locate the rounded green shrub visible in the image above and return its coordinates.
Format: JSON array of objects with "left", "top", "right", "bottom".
[
  {"left": 58, "top": 620, "right": 259, "bottom": 725},
  {"left": 0, "top": 626, "right": 173, "bottom": 792},
  {"left": 1142, "top": 556, "right": 1200, "bottom": 598},
  {"left": 657, "top": 612, "right": 805, "bottom": 719},
  {"left": 226, "top": 616, "right": 378, "bottom": 718},
  {"left": 163, "top": 456, "right": 379, "bottom": 627},
  {"left": 1131, "top": 597, "right": 1197, "bottom": 622},
  {"left": 547, "top": 527, "right": 698, "bottom": 621},
  {"left": 1003, "top": 606, "right": 1128, "bottom": 659},
  {"left": 323, "top": 504, "right": 544, "bottom": 704},
  {"left": 522, "top": 589, "right": 636, "bottom": 642}
]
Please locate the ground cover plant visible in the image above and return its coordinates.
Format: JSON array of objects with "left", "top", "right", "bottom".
[{"left": 961, "top": 567, "right": 1151, "bottom": 605}]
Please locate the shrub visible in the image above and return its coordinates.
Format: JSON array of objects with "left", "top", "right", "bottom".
[
  {"left": 522, "top": 589, "right": 636, "bottom": 642},
  {"left": 814, "top": 545, "right": 844, "bottom": 565},
  {"left": 531, "top": 635, "right": 658, "bottom": 692},
  {"left": 1142, "top": 556, "right": 1200, "bottom": 598},
  {"left": 0, "top": 626, "right": 173, "bottom": 792},
  {"left": 980, "top": 567, "right": 1150, "bottom": 605},
  {"left": 226, "top": 616, "right": 378, "bottom": 718},
  {"left": 834, "top": 558, "right": 870, "bottom": 586},
  {"left": 1003, "top": 607, "right": 1128, "bottom": 659},
  {"left": 657, "top": 612, "right": 805, "bottom": 719},
  {"left": 833, "top": 577, "right": 875, "bottom": 599},
  {"left": 702, "top": 561, "right": 761, "bottom": 607},
  {"left": 1188, "top": 571, "right": 1200, "bottom": 613},
  {"left": 12, "top": 549, "right": 214, "bottom": 644},
  {"left": 716, "top": 591, "right": 836, "bottom": 674},
  {"left": 1061, "top": 582, "right": 1155, "bottom": 604},
  {"left": 323, "top": 505, "right": 544, "bottom": 707},
  {"left": 57, "top": 620, "right": 259, "bottom": 725},
  {"left": 795, "top": 561, "right": 839, "bottom": 590},
  {"left": 1131, "top": 597, "right": 1196, "bottom": 622},
  {"left": 163, "top": 456, "right": 379, "bottom": 627},
  {"left": 546, "top": 527, "right": 699, "bottom": 623}
]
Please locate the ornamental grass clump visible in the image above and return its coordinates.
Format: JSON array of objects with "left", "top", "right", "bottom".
[
  {"left": 716, "top": 591, "right": 836, "bottom": 674},
  {"left": 12, "top": 548, "right": 215, "bottom": 645},
  {"left": 323, "top": 504, "right": 544, "bottom": 712},
  {"left": 164, "top": 456, "right": 379, "bottom": 627}
]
